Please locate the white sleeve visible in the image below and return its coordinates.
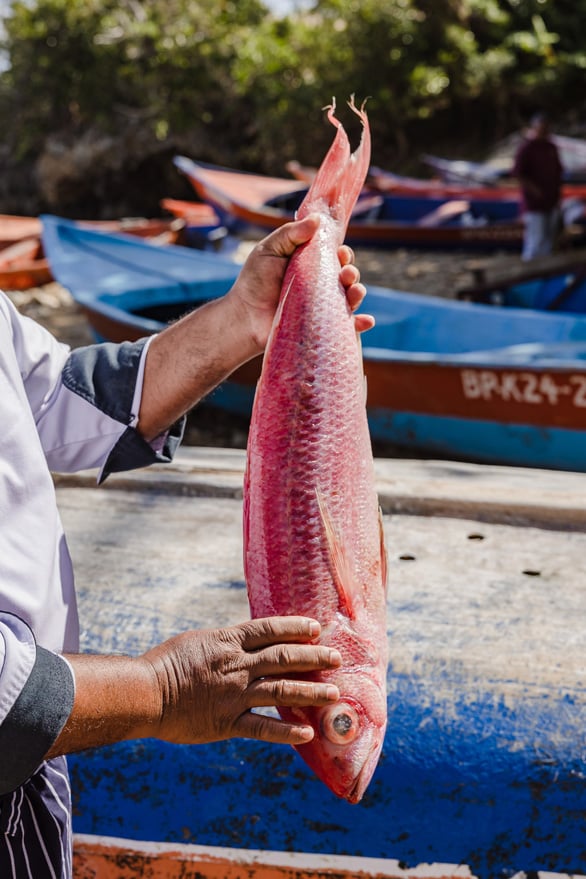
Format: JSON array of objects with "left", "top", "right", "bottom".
[{"left": 4, "top": 295, "right": 184, "bottom": 477}]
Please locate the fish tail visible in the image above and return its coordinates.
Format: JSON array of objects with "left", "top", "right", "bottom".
[{"left": 297, "top": 96, "right": 371, "bottom": 228}]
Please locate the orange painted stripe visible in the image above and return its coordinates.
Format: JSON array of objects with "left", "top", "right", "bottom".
[{"left": 72, "top": 834, "right": 475, "bottom": 879}]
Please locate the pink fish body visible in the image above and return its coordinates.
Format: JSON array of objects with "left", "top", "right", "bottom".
[{"left": 243, "top": 100, "right": 388, "bottom": 804}]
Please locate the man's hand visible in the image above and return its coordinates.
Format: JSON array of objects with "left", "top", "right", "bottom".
[
  {"left": 142, "top": 617, "right": 342, "bottom": 745},
  {"left": 226, "top": 214, "right": 373, "bottom": 354},
  {"left": 47, "top": 618, "right": 341, "bottom": 757},
  {"left": 138, "top": 215, "right": 372, "bottom": 441}
]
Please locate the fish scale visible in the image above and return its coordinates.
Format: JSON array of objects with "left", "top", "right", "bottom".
[{"left": 243, "top": 99, "right": 388, "bottom": 803}]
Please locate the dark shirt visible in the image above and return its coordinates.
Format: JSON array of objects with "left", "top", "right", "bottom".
[{"left": 513, "top": 136, "right": 563, "bottom": 212}]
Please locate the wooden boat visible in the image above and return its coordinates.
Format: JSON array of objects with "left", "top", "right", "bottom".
[
  {"left": 57, "top": 449, "right": 586, "bottom": 878},
  {"left": 0, "top": 217, "right": 189, "bottom": 291},
  {"left": 173, "top": 156, "right": 533, "bottom": 251},
  {"left": 160, "top": 197, "right": 231, "bottom": 250},
  {"left": 288, "top": 162, "right": 586, "bottom": 242},
  {"left": 0, "top": 214, "right": 43, "bottom": 249},
  {"left": 425, "top": 133, "right": 586, "bottom": 185},
  {"left": 422, "top": 153, "right": 514, "bottom": 185},
  {"left": 287, "top": 159, "right": 517, "bottom": 201},
  {"left": 41, "top": 215, "right": 240, "bottom": 340},
  {"left": 368, "top": 163, "right": 586, "bottom": 204},
  {"left": 43, "top": 215, "right": 586, "bottom": 473},
  {"left": 457, "top": 247, "right": 586, "bottom": 313},
  {"left": 161, "top": 196, "right": 221, "bottom": 225},
  {"left": 0, "top": 214, "right": 184, "bottom": 250},
  {"left": 85, "top": 216, "right": 186, "bottom": 244},
  {"left": 0, "top": 237, "right": 53, "bottom": 290}
]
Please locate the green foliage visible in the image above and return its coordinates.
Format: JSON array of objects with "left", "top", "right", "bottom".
[{"left": 0, "top": 0, "right": 584, "bottom": 211}]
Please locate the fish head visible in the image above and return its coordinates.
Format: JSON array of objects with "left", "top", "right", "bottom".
[{"left": 283, "top": 673, "right": 387, "bottom": 804}]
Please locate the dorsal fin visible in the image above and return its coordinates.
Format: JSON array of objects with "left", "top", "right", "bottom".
[{"left": 315, "top": 486, "right": 361, "bottom": 620}]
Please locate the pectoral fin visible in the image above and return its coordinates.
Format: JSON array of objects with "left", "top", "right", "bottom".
[
  {"left": 266, "top": 275, "right": 294, "bottom": 353},
  {"left": 315, "top": 487, "right": 360, "bottom": 619},
  {"left": 378, "top": 506, "right": 388, "bottom": 598}
]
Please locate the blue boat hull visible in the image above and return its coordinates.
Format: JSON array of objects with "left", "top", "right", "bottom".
[
  {"left": 207, "top": 383, "right": 586, "bottom": 472},
  {"left": 68, "top": 669, "right": 586, "bottom": 878},
  {"left": 42, "top": 216, "right": 586, "bottom": 471},
  {"left": 56, "top": 445, "right": 586, "bottom": 878}
]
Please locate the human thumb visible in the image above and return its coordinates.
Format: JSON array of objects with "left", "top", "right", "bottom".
[{"left": 262, "top": 213, "right": 321, "bottom": 258}]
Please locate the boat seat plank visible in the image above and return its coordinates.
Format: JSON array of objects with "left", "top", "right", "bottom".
[
  {"left": 0, "top": 236, "right": 41, "bottom": 267},
  {"left": 416, "top": 199, "right": 470, "bottom": 227},
  {"left": 457, "top": 248, "right": 586, "bottom": 297}
]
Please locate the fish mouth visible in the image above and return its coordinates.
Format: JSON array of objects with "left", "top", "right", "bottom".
[
  {"left": 346, "top": 762, "right": 373, "bottom": 804},
  {"left": 342, "top": 733, "right": 385, "bottom": 804}
]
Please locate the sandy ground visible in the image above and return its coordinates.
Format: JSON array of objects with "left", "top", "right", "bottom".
[{"left": 6, "top": 243, "right": 521, "bottom": 449}]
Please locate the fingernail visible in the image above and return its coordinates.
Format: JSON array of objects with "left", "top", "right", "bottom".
[
  {"left": 300, "top": 726, "right": 315, "bottom": 741},
  {"left": 309, "top": 621, "right": 321, "bottom": 637},
  {"left": 327, "top": 685, "right": 340, "bottom": 701},
  {"left": 329, "top": 649, "right": 342, "bottom": 665}
]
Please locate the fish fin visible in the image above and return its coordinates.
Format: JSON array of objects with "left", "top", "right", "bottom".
[
  {"left": 360, "top": 335, "right": 367, "bottom": 404},
  {"left": 263, "top": 274, "right": 294, "bottom": 360},
  {"left": 378, "top": 507, "right": 388, "bottom": 599},
  {"left": 247, "top": 275, "right": 295, "bottom": 462},
  {"left": 315, "top": 486, "right": 360, "bottom": 620},
  {"left": 297, "top": 96, "right": 371, "bottom": 228},
  {"left": 274, "top": 274, "right": 294, "bottom": 332}
]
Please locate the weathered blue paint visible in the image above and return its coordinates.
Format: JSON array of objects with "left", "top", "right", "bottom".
[
  {"left": 207, "top": 382, "right": 586, "bottom": 472},
  {"left": 366, "top": 409, "right": 586, "bottom": 472},
  {"left": 42, "top": 217, "right": 586, "bottom": 471},
  {"left": 40, "top": 214, "right": 239, "bottom": 321},
  {"left": 503, "top": 274, "right": 586, "bottom": 314},
  {"left": 69, "top": 666, "right": 586, "bottom": 878},
  {"left": 58, "top": 459, "right": 586, "bottom": 878}
]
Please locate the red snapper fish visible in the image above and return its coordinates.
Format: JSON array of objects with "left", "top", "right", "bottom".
[{"left": 243, "top": 98, "right": 388, "bottom": 804}]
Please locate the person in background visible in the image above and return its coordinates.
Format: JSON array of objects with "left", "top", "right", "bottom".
[
  {"left": 513, "top": 112, "right": 563, "bottom": 261},
  {"left": 0, "top": 213, "right": 373, "bottom": 879}
]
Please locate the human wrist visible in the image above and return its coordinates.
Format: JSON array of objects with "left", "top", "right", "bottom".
[
  {"left": 46, "top": 653, "right": 164, "bottom": 757},
  {"left": 222, "top": 286, "right": 267, "bottom": 361},
  {"left": 129, "top": 654, "right": 165, "bottom": 740}
]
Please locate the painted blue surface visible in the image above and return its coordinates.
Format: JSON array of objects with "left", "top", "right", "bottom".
[
  {"left": 42, "top": 214, "right": 586, "bottom": 357},
  {"left": 500, "top": 273, "right": 586, "bottom": 314},
  {"left": 210, "top": 388, "right": 586, "bottom": 471},
  {"left": 367, "top": 409, "right": 586, "bottom": 471},
  {"left": 69, "top": 668, "right": 586, "bottom": 877},
  {"left": 376, "top": 192, "right": 519, "bottom": 224},
  {"left": 363, "top": 285, "right": 586, "bottom": 354},
  {"left": 41, "top": 215, "right": 240, "bottom": 321},
  {"left": 42, "top": 218, "right": 586, "bottom": 469}
]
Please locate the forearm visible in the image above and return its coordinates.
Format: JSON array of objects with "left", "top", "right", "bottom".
[
  {"left": 135, "top": 215, "right": 365, "bottom": 442},
  {"left": 45, "top": 653, "right": 161, "bottom": 758},
  {"left": 138, "top": 291, "right": 259, "bottom": 442}
]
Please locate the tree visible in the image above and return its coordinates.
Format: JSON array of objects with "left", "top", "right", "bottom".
[{"left": 0, "top": 0, "right": 585, "bottom": 214}]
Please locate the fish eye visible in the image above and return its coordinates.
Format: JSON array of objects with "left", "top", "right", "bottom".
[{"left": 321, "top": 702, "right": 360, "bottom": 745}]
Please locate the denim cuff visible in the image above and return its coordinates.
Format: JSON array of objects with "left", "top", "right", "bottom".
[{"left": 0, "top": 647, "right": 75, "bottom": 795}]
